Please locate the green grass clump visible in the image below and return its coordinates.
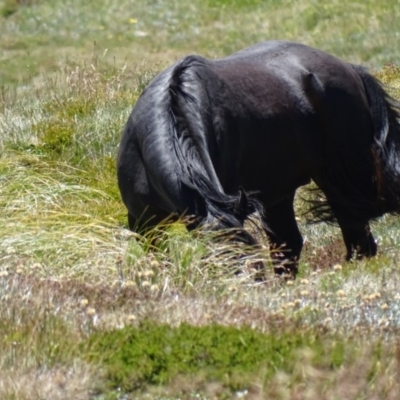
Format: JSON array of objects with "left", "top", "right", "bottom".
[
  {"left": 34, "top": 119, "right": 75, "bottom": 155},
  {"left": 85, "top": 321, "right": 354, "bottom": 393}
]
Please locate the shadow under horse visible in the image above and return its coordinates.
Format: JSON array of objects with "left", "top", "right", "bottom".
[{"left": 117, "top": 40, "right": 400, "bottom": 277}]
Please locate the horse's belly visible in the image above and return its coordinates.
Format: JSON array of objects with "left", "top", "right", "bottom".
[{"left": 236, "top": 134, "right": 314, "bottom": 205}]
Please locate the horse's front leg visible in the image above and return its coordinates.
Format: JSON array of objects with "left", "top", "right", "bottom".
[{"left": 261, "top": 192, "right": 303, "bottom": 277}]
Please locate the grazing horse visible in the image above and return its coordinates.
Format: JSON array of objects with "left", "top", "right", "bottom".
[{"left": 117, "top": 40, "right": 400, "bottom": 276}]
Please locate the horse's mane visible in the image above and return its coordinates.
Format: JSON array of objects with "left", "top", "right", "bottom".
[
  {"left": 306, "top": 65, "right": 400, "bottom": 224},
  {"left": 167, "top": 56, "right": 262, "bottom": 238}
]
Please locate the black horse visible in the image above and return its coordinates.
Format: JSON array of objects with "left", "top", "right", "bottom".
[{"left": 117, "top": 40, "right": 400, "bottom": 276}]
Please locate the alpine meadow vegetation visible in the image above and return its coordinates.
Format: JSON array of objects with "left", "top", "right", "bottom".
[{"left": 1, "top": 0, "right": 400, "bottom": 398}]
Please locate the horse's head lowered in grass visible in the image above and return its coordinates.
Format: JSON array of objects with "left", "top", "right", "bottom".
[{"left": 117, "top": 40, "right": 400, "bottom": 277}]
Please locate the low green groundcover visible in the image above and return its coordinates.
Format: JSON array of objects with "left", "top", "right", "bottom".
[{"left": 85, "top": 321, "right": 348, "bottom": 392}]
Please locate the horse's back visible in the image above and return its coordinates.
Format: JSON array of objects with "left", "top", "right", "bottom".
[
  {"left": 201, "top": 41, "right": 373, "bottom": 201},
  {"left": 212, "top": 41, "right": 368, "bottom": 112}
]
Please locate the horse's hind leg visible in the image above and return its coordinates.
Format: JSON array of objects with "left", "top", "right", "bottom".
[
  {"left": 329, "top": 207, "right": 377, "bottom": 261},
  {"left": 340, "top": 222, "right": 377, "bottom": 261},
  {"left": 261, "top": 192, "right": 303, "bottom": 277}
]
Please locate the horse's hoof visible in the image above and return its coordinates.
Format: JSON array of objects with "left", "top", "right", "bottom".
[{"left": 274, "top": 264, "right": 298, "bottom": 280}]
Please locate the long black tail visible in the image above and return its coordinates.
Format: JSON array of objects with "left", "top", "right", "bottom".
[
  {"left": 168, "top": 56, "right": 261, "bottom": 241},
  {"left": 353, "top": 65, "right": 400, "bottom": 214}
]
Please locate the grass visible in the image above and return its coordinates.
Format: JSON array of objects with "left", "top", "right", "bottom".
[
  {"left": 1, "top": 0, "right": 400, "bottom": 86},
  {"left": 1, "top": 0, "right": 400, "bottom": 398},
  {"left": 84, "top": 321, "right": 379, "bottom": 394}
]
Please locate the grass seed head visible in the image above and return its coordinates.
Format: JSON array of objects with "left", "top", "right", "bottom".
[
  {"left": 86, "top": 307, "right": 96, "bottom": 316},
  {"left": 333, "top": 264, "right": 343, "bottom": 271},
  {"left": 123, "top": 280, "right": 136, "bottom": 288},
  {"left": 150, "top": 284, "right": 159, "bottom": 292},
  {"left": 80, "top": 299, "right": 89, "bottom": 307}
]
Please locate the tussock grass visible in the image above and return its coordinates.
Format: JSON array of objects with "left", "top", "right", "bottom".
[{"left": 0, "top": 154, "right": 123, "bottom": 278}]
